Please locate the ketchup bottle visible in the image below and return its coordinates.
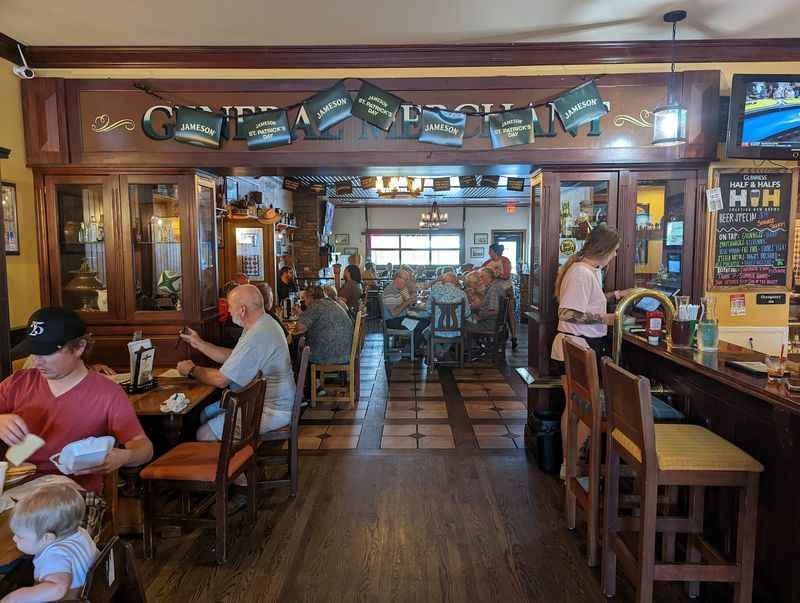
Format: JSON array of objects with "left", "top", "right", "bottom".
[{"left": 646, "top": 310, "right": 664, "bottom": 345}]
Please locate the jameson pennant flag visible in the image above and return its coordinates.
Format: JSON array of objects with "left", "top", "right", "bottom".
[
  {"left": 507, "top": 177, "right": 525, "bottom": 192},
  {"left": 352, "top": 81, "right": 402, "bottom": 132},
  {"left": 488, "top": 107, "right": 537, "bottom": 149},
  {"left": 242, "top": 110, "right": 291, "bottom": 150},
  {"left": 433, "top": 177, "right": 451, "bottom": 192},
  {"left": 304, "top": 82, "right": 353, "bottom": 132},
  {"left": 418, "top": 108, "right": 466, "bottom": 147},
  {"left": 174, "top": 107, "right": 224, "bottom": 149},
  {"left": 459, "top": 175, "right": 477, "bottom": 188},
  {"left": 282, "top": 177, "right": 301, "bottom": 192},
  {"left": 552, "top": 80, "right": 608, "bottom": 132},
  {"left": 360, "top": 176, "right": 377, "bottom": 189}
]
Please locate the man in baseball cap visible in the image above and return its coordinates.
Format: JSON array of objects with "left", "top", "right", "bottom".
[{"left": 0, "top": 306, "right": 153, "bottom": 494}]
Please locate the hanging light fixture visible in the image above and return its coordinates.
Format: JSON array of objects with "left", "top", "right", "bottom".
[
  {"left": 419, "top": 200, "right": 448, "bottom": 230},
  {"left": 652, "top": 10, "right": 688, "bottom": 146}
]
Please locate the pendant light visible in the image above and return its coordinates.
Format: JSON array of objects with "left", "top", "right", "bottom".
[{"left": 652, "top": 10, "right": 688, "bottom": 146}]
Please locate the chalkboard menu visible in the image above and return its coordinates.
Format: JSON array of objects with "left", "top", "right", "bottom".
[{"left": 711, "top": 171, "right": 794, "bottom": 289}]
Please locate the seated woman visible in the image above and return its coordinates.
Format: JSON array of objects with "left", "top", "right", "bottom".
[
  {"left": 466, "top": 268, "right": 506, "bottom": 333},
  {"left": 462, "top": 270, "right": 486, "bottom": 311},
  {"left": 255, "top": 281, "right": 289, "bottom": 338},
  {"left": 482, "top": 243, "right": 518, "bottom": 348},
  {"left": 293, "top": 285, "right": 354, "bottom": 367},
  {"left": 338, "top": 265, "right": 363, "bottom": 313},
  {"left": 424, "top": 272, "right": 471, "bottom": 357},
  {"left": 381, "top": 273, "right": 430, "bottom": 354},
  {"left": 362, "top": 262, "right": 379, "bottom": 290}
]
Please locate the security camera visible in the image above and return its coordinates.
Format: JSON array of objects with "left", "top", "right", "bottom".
[{"left": 12, "top": 44, "right": 34, "bottom": 79}]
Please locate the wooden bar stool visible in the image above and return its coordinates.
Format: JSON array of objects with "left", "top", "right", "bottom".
[
  {"left": 601, "top": 358, "right": 763, "bottom": 603},
  {"left": 562, "top": 339, "right": 686, "bottom": 568}
]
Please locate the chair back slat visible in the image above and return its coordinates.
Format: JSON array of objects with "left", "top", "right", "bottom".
[
  {"left": 217, "top": 375, "right": 267, "bottom": 483},
  {"left": 291, "top": 346, "right": 311, "bottom": 431},
  {"left": 563, "top": 338, "right": 602, "bottom": 427},
  {"left": 350, "top": 311, "right": 363, "bottom": 364},
  {"left": 493, "top": 293, "right": 510, "bottom": 341},
  {"left": 601, "top": 358, "right": 657, "bottom": 468}
]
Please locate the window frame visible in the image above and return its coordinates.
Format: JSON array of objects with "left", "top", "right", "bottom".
[{"left": 366, "top": 228, "right": 464, "bottom": 266}]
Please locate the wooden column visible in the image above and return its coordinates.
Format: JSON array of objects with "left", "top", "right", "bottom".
[{"left": 0, "top": 147, "right": 12, "bottom": 379}]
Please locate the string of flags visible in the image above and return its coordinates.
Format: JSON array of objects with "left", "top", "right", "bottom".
[{"left": 134, "top": 77, "right": 608, "bottom": 152}]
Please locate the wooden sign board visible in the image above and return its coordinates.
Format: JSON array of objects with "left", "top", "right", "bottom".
[{"left": 707, "top": 168, "right": 798, "bottom": 291}]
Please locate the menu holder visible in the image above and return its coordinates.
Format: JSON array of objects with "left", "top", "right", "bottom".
[{"left": 123, "top": 346, "right": 158, "bottom": 394}]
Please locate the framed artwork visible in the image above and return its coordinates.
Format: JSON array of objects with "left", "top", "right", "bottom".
[
  {"left": 470, "top": 246, "right": 484, "bottom": 259},
  {"left": 334, "top": 233, "right": 350, "bottom": 245},
  {"left": 474, "top": 232, "right": 489, "bottom": 245},
  {"left": 1, "top": 182, "right": 19, "bottom": 255},
  {"left": 341, "top": 246, "right": 358, "bottom": 256}
]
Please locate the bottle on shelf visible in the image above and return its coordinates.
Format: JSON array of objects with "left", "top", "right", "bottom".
[
  {"left": 78, "top": 222, "right": 87, "bottom": 243},
  {"left": 88, "top": 215, "right": 98, "bottom": 242},
  {"left": 97, "top": 213, "right": 105, "bottom": 242}
]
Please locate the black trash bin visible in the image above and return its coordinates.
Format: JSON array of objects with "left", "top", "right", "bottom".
[{"left": 531, "top": 410, "right": 562, "bottom": 474}]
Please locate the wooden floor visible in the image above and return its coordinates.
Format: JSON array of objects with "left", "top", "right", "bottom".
[{"left": 137, "top": 326, "right": 693, "bottom": 602}]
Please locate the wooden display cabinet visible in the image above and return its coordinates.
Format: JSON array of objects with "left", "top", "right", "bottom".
[{"left": 35, "top": 169, "right": 220, "bottom": 368}]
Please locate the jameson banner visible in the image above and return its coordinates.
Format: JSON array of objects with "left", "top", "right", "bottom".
[
  {"left": 418, "top": 108, "right": 466, "bottom": 147},
  {"left": 242, "top": 110, "right": 291, "bottom": 150},
  {"left": 174, "top": 107, "right": 224, "bottom": 149},
  {"left": 352, "top": 81, "right": 402, "bottom": 131},
  {"left": 304, "top": 82, "right": 353, "bottom": 132},
  {"left": 552, "top": 80, "right": 608, "bottom": 131},
  {"left": 488, "top": 107, "right": 537, "bottom": 149}
]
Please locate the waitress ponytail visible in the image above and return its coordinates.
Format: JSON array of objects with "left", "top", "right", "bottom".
[{"left": 554, "top": 223, "right": 621, "bottom": 301}]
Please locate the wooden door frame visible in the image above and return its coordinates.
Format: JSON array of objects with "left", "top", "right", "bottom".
[{"left": 490, "top": 229, "right": 527, "bottom": 264}]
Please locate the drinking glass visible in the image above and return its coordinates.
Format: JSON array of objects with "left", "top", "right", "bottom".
[
  {"left": 697, "top": 320, "right": 719, "bottom": 351},
  {"left": 764, "top": 356, "right": 786, "bottom": 381}
]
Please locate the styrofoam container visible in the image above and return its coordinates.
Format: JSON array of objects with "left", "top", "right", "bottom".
[{"left": 49, "top": 436, "right": 115, "bottom": 474}]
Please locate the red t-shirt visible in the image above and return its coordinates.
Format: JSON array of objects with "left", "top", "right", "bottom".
[{"left": 0, "top": 369, "right": 146, "bottom": 494}]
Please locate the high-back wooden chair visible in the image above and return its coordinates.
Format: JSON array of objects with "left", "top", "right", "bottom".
[
  {"left": 377, "top": 293, "right": 415, "bottom": 374},
  {"left": 310, "top": 311, "right": 363, "bottom": 408},
  {"left": 466, "top": 291, "right": 510, "bottom": 362},
  {"left": 76, "top": 537, "right": 147, "bottom": 602},
  {"left": 562, "top": 338, "right": 604, "bottom": 567},
  {"left": 258, "top": 345, "right": 310, "bottom": 497},
  {"left": 427, "top": 300, "right": 466, "bottom": 368},
  {"left": 141, "top": 376, "right": 267, "bottom": 565},
  {"left": 601, "top": 358, "right": 763, "bottom": 602}
]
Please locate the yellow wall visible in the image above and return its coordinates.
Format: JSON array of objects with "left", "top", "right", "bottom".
[
  {"left": 634, "top": 186, "right": 666, "bottom": 275},
  {"left": 8, "top": 58, "right": 800, "bottom": 332},
  {"left": 0, "top": 59, "right": 40, "bottom": 328}
]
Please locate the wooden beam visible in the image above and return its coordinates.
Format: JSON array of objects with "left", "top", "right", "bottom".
[
  {"left": 0, "top": 32, "right": 24, "bottom": 65},
  {"left": 22, "top": 38, "right": 800, "bottom": 70}
]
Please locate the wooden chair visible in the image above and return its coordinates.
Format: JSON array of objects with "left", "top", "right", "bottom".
[
  {"left": 466, "top": 292, "right": 510, "bottom": 362},
  {"left": 601, "top": 358, "right": 763, "bottom": 602},
  {"left": 310, "top": 311, "right": 363, "bottom": 408},
  {"left": 75, "top": 537, "right": 147, "bottom": 602},
  {"left": 427, "top": 300, "right": 466, "bottom": 368},
  {"left": 257, "top": 345, "right": 310, "bottom": 496},
  {"left": 141, "top": 376, "right": 267, "bottom": 565},
  {"left": 377, "top": 293, "right": 415, "bottom": 374}
]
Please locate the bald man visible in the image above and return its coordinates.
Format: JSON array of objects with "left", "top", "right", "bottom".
[{"left": 177, "top": 284, "right": 296, "bottom": 440}]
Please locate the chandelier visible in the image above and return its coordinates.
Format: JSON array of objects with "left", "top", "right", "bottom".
[
  {"left": 419, "top": 201, "right": 448, "bottom": 230},
  {"left": 376, "top": 176, "right": 423, "bottom": 198}
]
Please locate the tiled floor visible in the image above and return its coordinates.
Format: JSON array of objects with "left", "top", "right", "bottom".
[{"left": 298, "top": 324, "right": 528, "bottom": 452}]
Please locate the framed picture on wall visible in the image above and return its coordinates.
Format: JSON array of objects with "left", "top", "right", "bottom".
[
  {"left": 334, "top": 233, "right": 350, "bottom": 246},
  {"left": 470, "top": 246, "right": 484, "bottom": 259},
  {"left": 474, "top": 232, "right": 489, "bottom": 244},
  {"left": 1, "top": 182, "right": 19, "bottom": 255},
  {"left": 341, "top": 246, "right": 358, "bottom": 256}
]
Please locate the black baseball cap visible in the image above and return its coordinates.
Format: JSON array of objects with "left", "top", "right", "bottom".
[{"left": 16, "top": 307, "right": 87, "bottom": 356}]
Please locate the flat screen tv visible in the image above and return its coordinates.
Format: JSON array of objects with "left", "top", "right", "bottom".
[{"left": 727, "top": 74, "right": 800, "bottom": 160}]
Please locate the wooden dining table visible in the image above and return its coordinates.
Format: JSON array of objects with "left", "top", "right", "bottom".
[{"left": 128, "top": 375, "right": 217, "bottom": 446}]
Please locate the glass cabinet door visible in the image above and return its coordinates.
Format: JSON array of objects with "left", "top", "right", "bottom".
[
  {"left": 625, "top": 172, "right": 698, "bottom": 297},
  {"left": 196, "top": 177, "right": 219, "bottom": 313},
  {"left": 529, "top": 172, "right": 543, "bottom": 311},
  {"left": 45, "top": 176, "right": 118, "bottom": 316},
  {"left": 122, "top": 176, "right": 186, "bottom": 315}
]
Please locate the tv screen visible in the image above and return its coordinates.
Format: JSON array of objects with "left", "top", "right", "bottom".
[{"left": 727, "top": 74, "right": 800, "bottom": 160}]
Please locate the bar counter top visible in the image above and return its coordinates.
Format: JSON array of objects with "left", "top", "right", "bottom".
[{"left": 622, "top": 333, "right": 800, "bottom": 416}]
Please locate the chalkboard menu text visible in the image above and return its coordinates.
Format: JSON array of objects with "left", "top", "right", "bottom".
[{"left": 711, "top": 171, "right": 793, "bottom": 289}]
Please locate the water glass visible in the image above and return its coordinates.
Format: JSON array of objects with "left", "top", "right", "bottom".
[
  {"left": 764, "top": 356, "right": 786, "bottom": 381},
  {"left": 697, "top": 320, "right": 719, "bottom": 351}
]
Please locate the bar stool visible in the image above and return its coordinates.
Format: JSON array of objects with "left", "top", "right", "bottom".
[
  {"left": 601, "top": 358, "right": 763, "bottom": 603},
  {"left": 562, "top": 339, "right": 686, "bottom": 568}
]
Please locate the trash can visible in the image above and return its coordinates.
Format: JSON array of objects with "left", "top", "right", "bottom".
[{"left": 531, "top": 410, "right": 562, "bottom": 474}]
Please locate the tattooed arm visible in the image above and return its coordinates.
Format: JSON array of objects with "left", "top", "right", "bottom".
[{"left": 558, "top": 307, "right": 614, "bottom": 326}]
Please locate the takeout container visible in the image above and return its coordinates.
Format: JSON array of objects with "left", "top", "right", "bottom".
[{"left": 49, "top": 436, "right": 115, "bottom": 474}]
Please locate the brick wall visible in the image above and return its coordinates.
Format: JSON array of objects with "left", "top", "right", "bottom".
[{"left": 293, "top": 192, "right": 322, "bottom": 276}]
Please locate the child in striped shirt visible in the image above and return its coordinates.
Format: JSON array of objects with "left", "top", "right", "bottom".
[{"left": 3, "top": 484, "right": 98, "bottom": 602}]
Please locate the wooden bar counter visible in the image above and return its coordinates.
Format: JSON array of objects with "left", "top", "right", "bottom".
[{"left": 621, "top": 334, "right": 800, "bottom": 603}]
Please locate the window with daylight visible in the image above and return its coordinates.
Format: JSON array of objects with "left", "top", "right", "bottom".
[{"left": 368, "top": 231, "right": 463, "bottom": 266}]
